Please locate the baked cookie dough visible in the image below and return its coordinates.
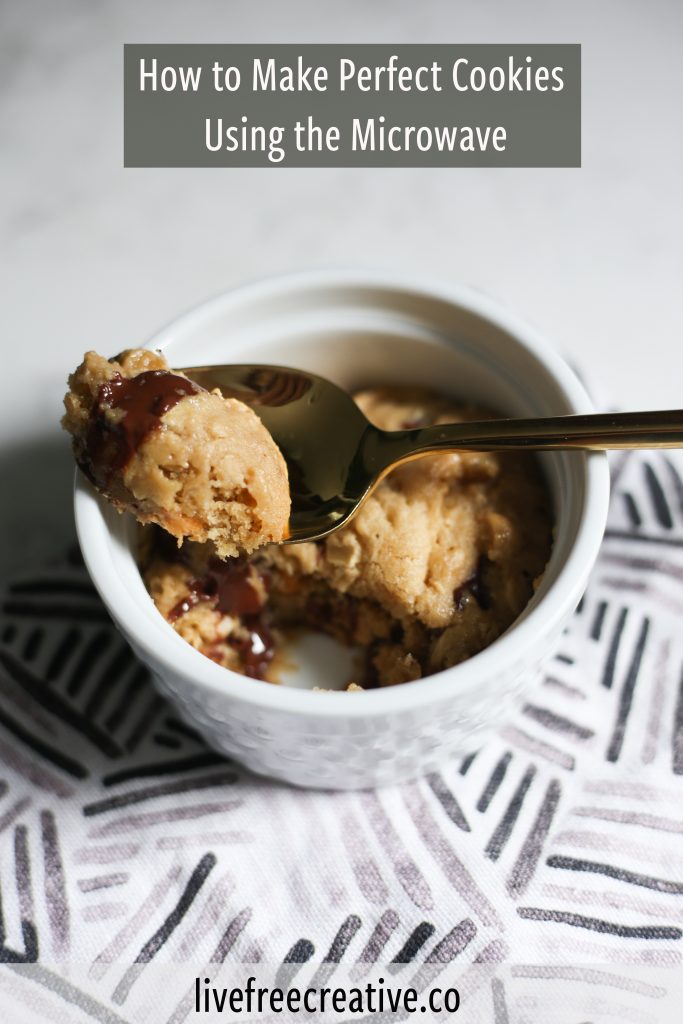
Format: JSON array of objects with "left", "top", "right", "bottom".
[
  {"left": 63, "top": 349, "right": 290, "bottom": 558},
  {"left": 141, "top": 386, "right": 553, "bottom": 686}
]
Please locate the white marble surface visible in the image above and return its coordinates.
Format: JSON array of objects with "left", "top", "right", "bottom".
[{"left": 2, "top": 0, "right": 683, "bottom": 572}]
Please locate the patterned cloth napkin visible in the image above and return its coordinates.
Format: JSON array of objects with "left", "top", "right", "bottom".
[{"left": 1, "top": 449, "right": 683, "bottom": 1020}]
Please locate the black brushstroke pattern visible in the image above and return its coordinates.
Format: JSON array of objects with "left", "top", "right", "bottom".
[
  {"left": 134, "top": 852, "right": 216, "bottom": 964},
  {"left": 485, "top": 766, "right": 536, "bottom": 861},
  {"left": 673, "top": 663, "right": 683, "bottom": 775},
  {"left": 518, "top": 906, "right": 681, "bottom": 940},
  {"left": 0, "top": 649, "right": 121, "bottom": 758},
  {"left": 622, "top": 492, "right": 642, "bottom": 528},
  {"left": 590, "top": 600, "right": 608, "bottom": 642},
  {"left": 426, "top": 773, "right": 471, "bottom": 831},
  {"left": 644, "top": 463, "right": 673, "bottom": 529},
  {"left": 523, "top": 704, "right": 594, "bottom": 740},
  {"left": 2, "top": 600, "right": 111, "bottom": 622},
  {"left": 0, "top": 704, "right": 88, "bottom": 779},
  {"left": 606, "top": 617, "right": 650, "bottom": 762},
  {"left": 45, "top": 627, "right": 81, "bottom": 682},
  {"left": 477, "top": 752, "right": 512, "bottom": 813},
  {"left": 601, "top": 607, "right": 628, "bottom": 689},
  {"left": 390, "top": 922, "right": 435, "bottom": 966},
  {"left": 65, "top": 629, "right": 113, "bottom": 698},
  {"left": 604, "top": 530, "right": 683, "bottom": 548},
  {"left": 103, "top": 751, "right": 225, "bottom": 787},
  {"left": 547, "top": 854, "right": 683, "bottom": 894},
  {"left": 83, "top": 770, "right": 238, "bottom": 816},
  {"left": 104, "top": 664, "right": 150, "bottom": 733}
]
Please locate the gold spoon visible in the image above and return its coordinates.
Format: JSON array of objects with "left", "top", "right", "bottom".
[{"left": 181, "top": 363, "right": 683, "bottom": 544}]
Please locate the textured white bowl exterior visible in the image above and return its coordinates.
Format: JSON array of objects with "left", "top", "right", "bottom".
[{"left": 74, "top": 271, "right": 610, "bottom": 789}]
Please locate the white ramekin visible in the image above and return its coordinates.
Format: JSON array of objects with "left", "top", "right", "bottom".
[{"left": 74, "top": 270, "right": 610, "bottom": 789}]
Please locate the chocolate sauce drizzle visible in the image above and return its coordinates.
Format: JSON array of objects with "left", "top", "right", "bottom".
[
  {"left": 168, "top": 558, "right": 275, "bottom": 680},
  {"left": 230, "top": 616, "right": 275, "bottom": 679},
  {"left": 81, "top": 370, "right": 202, "bottom": 487}
]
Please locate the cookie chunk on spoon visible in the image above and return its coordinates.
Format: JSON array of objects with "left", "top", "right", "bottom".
[{"left": 62, "top": 349, "right": 290, "bottom": 558}]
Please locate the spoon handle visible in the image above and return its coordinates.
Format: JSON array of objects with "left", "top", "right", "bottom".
[{"left": 399, "top": 410, "right": 683, "bottom": 455}]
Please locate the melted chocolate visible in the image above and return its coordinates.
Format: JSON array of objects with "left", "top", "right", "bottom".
[
  {"left": 229, "top": 616, "right": 276, "bottom": 678},
  {"left": 82, "top": 370, "right": 202, "bottom": 486},
  {"left": 166, "top": 557, "right": 274, "bottom": 679},
  {"left": 469, "top": 556, "right": 492, "bottom": 611},
  {"left": 212, "top": 560, "right": 265, "bottom": 617},
  {"left": 168, "top": 577, "right": 213, "bottom": 622},
  {"left": 168, "top": 558, "right": 267, "bottom": 622},
  {"left": 454, "top": 555, "right": 492, "bottom": 612}
]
